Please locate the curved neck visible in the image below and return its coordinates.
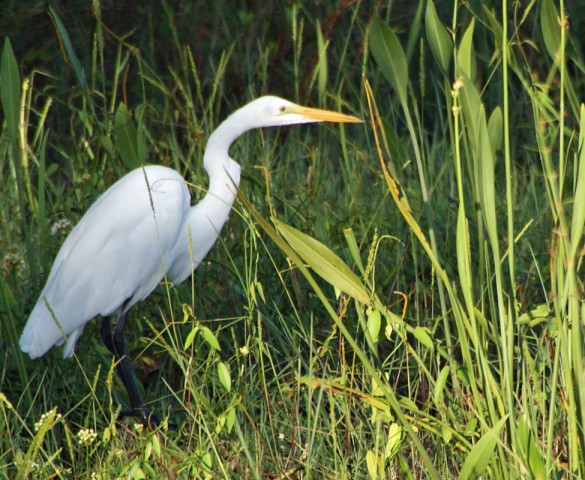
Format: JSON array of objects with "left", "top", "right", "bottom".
[{"left": 203, "top": 104, "right": 259, "bottom": 177}]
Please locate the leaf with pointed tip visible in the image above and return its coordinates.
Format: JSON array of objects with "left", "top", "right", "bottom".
[
  {"left": 217, "top": 362, "right": 231, "bottom": 392},
  {"left": 114, "top": 103, "right": 142, "bottom": 169},
  {"left": 425, "top": 0, "right": 452, "bottom": 76},
  {"left": 488, "top": 107, "right": 503, "bottom": 155},
  {"left": 459, "top": 416, "right": 507, "bottom": 480},
  {"left": 49, "top": 7, "right": 92, "bottom": 105},
  {"left": 274, "top": 219, "right": 370, "bottom": 303},
  {"left": 516, "top": 415, "right": 546, "bottom": 480},
  {"left": 369, "top": 17, "right": 408, "bottom": 106},
  {"left": 540, "top": 0, "right": 561, "bottom": 63},
  {"left": 201, "top": 326, "right": 220, "bottom": 351},
  {"left": 1, "top": 38, "right": 20, "bottom": 145},
  {"left": 570, "top": 104, "right": 585, "bottom": 257},
  {"left": 456, "top": 19, "right": 476, "bottom": 79}
]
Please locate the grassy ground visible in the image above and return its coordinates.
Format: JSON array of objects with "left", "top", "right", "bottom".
[{"left": 1, "top": 0, "right": 585, "bottom": 478}]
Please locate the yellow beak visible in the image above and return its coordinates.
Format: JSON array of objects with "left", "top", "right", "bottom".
[{"left": 291, "top": 105, "right": 362, "bottom": 123}]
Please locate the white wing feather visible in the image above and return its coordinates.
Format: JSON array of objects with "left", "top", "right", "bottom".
[{"left": 20, "top": 165, "right": 190, "bottom": 358}]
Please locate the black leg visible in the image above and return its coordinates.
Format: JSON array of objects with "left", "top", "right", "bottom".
[{"left": 100, "top": 310, "right": 160, "bottom": 428}]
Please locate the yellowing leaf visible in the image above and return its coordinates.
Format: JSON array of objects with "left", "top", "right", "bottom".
[{"left": 366, "top": 450, "right": 379, "bottom": 480}]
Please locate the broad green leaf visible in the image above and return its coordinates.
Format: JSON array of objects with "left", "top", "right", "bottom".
[
  {"left": 226, "top": 406, "right": 236, "bottom": 433},
  {"left": 433, "top": 366, "right": 450, "bottom": 406},
  {"left": 367, "top": 309, "right": 381, "bottom": 342},
  {"left": 385, "top": 423, "right": 403, "bottom": 459},
  {"left": 441, "top": 424, "right": 453, "bottom": 444},
  {"left": 114, "top": 103, "right": 142, "bottom": 169},
  {"left": 201, "top": 326, "right": 220, "bottom": 351},
  {"left": 184, "top": 327, "right": 198, "bottom": 350},
  {"left": 144, "top": 439, "right": 153, "bottom": 461},
  {"left": 217, "top": 362, "right": 231, "bottom": 392},
  {"left": 540, "top": 0, "right": 561, "bottom": 63},
  {"left": 457, "top": 75, "right": 482, "bottom": 149},
  {"left": 128, "top": 464, "right": 145, "bottom": 479},
  {"left": 274, "top": 219, "right": 370, "bottom": 303},
  {"left": 412, "top": 326, "right": 434, "bottom": 351},
  {"left": 365, "top": 450, "right": 378, "bottom": 480},
  {"left": 404, "top": 0, "right": 424, "bottom": 61},
  {"left": 463, "top": 417, "right": 478, "bottom": 437},
  {"left": 425, "top": 0, "right": 452, "bottom": 75},
  {"left": 487, "top": 107, "right": 503, "bottom": 155},
  {"left": 1, "top": 38, "right": 20, "bottom": 145},
  {"left": 456, "top": 19, "right": 476, "bottom": 80},
  {"left": 478, "top": 107, "right": 498, "bottom": 249},
  {"left": 516, "top": 415, "right": 546, "bottom": 480},
  {"left": 150, "top": 434, "right": 161, "bottom": 457},
  {"left": 459, "top": 416, "right": 507, "bottom": 480},
  {"left": 570, "top": 104, "right": 585, "bottom": 257},
  {"left": 369, "top": 17, "right": 408, "bottom": 105}
]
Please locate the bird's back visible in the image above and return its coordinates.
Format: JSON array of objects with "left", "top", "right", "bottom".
[{"left": 20, "top": 166, "right": 191, "bottom": 358}]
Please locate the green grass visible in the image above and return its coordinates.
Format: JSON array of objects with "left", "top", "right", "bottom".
[{"left": 1, "top": 0, "right": 585, "bottom": 478}]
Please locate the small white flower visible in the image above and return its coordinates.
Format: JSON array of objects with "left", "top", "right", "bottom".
[
  {"left": 77, "top": 428, "right": 98, "bottom": 446},
  {"left": 50, "top": 218, "right": 73, "bottom": 236},
  {"left": 3, "top": 249, "right": 24, "bottom": 271}
]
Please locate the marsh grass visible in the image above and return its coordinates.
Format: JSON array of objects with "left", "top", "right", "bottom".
[{"left": 1, "top": 0, "right": 585, "bottom": 478}]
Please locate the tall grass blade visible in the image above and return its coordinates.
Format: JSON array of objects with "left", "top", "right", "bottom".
[
  {"left": 315, "top": 21, "right": 328, "bottom": 104},
  {"left": 49, "top": 7, "right": 92, "bottom": 109}
]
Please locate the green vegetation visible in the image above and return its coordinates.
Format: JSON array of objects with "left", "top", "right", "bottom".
[{"left": 1, "top": 0, "right": 584, "bottom": 477}]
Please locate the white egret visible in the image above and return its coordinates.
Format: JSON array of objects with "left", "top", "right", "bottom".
[{"left": 20, "top": 95, "right": 361, "bottom": 426}]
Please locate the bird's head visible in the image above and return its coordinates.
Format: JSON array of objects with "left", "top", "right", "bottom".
[
  {"left": 242, "top": 95, "right": 362, "bottom": 128},
  {"left": 204, "top": 95, "right": 361, "bottom": 176}
]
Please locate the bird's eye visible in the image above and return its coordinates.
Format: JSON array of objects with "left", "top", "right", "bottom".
[{"left": 279, "top": 106, "right": 286, "bottom": 113}]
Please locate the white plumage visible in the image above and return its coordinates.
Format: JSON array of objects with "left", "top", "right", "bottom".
[{"left": 19, "top": 96, "right": 360, "bottom": 424}]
